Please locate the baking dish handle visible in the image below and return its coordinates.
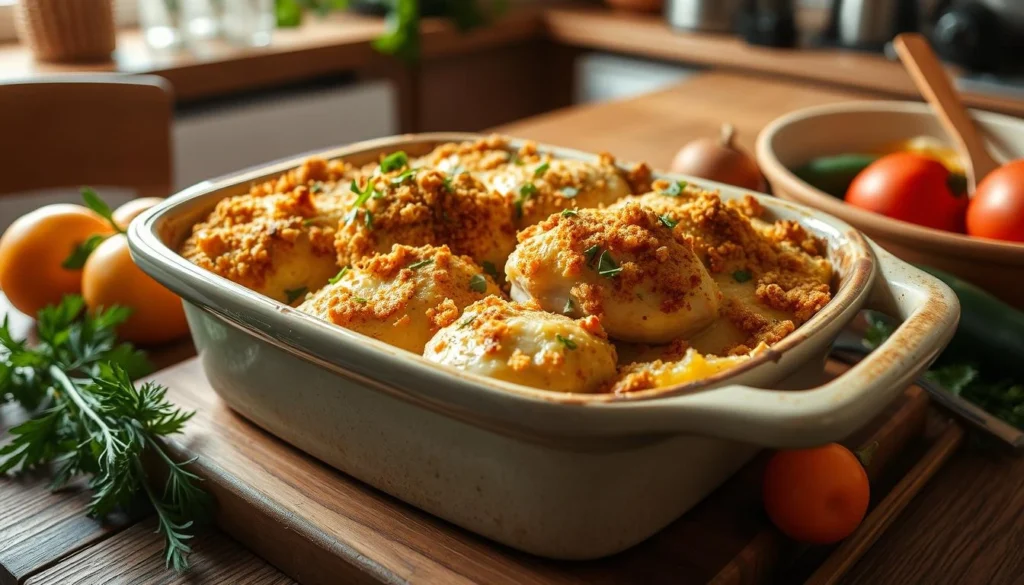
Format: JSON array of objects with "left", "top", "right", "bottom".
[{"left": 641, "top": 243, "right": 960, "bottom": 448}]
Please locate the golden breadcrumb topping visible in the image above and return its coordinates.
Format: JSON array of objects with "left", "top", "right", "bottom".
[
  {"left": 334, "top": 166, "right": 517, "bottom": 271},
  {"left": 181, "top": 138, "right": 836, "bottom": 394},
  {"left": 298, "top": 244, "right": 501, "bottom": 353}
]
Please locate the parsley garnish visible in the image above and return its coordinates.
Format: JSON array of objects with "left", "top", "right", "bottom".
[
  {"left": 285, "top": 287, "right": 308, "bottom": 303},
  {"left": 482, "top": 261, "right": 501, "bottom": 281},
  {"left": 562, "top": 297, "right": 574, "bottom": 314},
  {"left": 81, "top": 187, "right": 124, "bottom": 233},
  {"left": 329, "top": 267, "right": 349, "bottom": 284},
  {"left": 509, "top": 152, "right": 523, "bottom": 166},
  {"left": 561, "top": 209, "right": 578, "bottom": 218},
  {"left": 514, "top": 183, "right": 539, "bottom": 219},
  {"left": 0, "top": 296, "right": 209, "bottom": 573},
  {"left": 661, "top": 180, "right": 686, "bottom": 197},
  {"left": 408, "top": 258, "right": 434, "bottom": 270},
  {"left": 658, "top": 214, "right": 678, "bottom": 229},
  {"left": 583, "top": 245, "right": 601, "bottom": 266},
  {"left": 380, "top": 151, "right": 409, "bottom": 173},
  {"left": 732, "top": 269, "right": 752, "bottom": 283},
  {"left": 534, "top": 162, "right": 550, "bottom": 178},
  {"left": 354, "top": 297, "right": 368, "bottom": 304},
  {"left": 364, "top": 210, "right": 373, "bottom": 229},
  {"left": 469, "top": 274, "right": 488, "bottom": 293},
  {"left": 597, "top": 250, "right": 623, "bottom": 278},
  {"left": 556, "top": 334, "right": 577, "bottom": 350},
  {"left": 561, "top": 187, "right": 579, "bottom": 199},
  {"left": 311, "top": 182, "right": 324, "bottom": 193},
  {"left": 458, "top": 315, "right": 476, "bottom": 329},
  {"left": 390, "top": 168, "right": 416, "bottom": 185},
  {"left": 344, "top": 208, "right": 359, "bottom": 226},
  {"left": 443, "top": 175, "right": 454, "bottom": 192},
  {"left": 302, "top": 218, "right": 315, "bottom": 227},
  {"left": 350, "top": 179, "right": 378, "bottom": 208}
]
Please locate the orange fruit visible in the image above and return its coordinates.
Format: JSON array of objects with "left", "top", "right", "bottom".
[
  {"left": 82, "top": 233, "right": 189, "bottom": 345},
  {"left": 0, "top": 204, "right": 114, "bottom": 317},
  {"left": 762, "top": 443, "right": 870, "bottom": 544},
  {"left": 112, "top": 197, "right": 165, "bottom": 230}
]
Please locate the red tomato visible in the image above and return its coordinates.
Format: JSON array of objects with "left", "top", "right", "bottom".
[
  {"left": 762, "top": 443, "right": 870, "bottom": 544},
  {"left": 845, "top": 152, "right": 967, "bottom": 232},
  {"left": 967, "top": 160, "right": 1024, "bottom": 243}
]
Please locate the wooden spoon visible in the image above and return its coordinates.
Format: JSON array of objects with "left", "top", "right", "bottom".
[{"left": 893, "top": 33, "right": 1000, "bottom": 193}]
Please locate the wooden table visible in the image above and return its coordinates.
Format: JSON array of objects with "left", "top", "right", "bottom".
[{"left": 3, "top": 72, "right": 1024, "bottom": 585}]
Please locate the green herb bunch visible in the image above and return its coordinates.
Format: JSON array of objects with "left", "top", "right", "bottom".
[{"left": 0, "top": 296, "right": 209, "bottom": 572}]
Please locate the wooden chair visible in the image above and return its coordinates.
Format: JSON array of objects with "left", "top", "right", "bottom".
[{"left": 0, "top": 75, "right": 173, "bottom": 198}]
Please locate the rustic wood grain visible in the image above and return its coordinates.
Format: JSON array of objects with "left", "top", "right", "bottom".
[
  {"left": 23, "top": 521, "right": 296, "bottom": 585},
  {"left": 134, "top": 355, "right": 929, "bottom": 585},
  {"left": 0, "top": 404, "right": 131, "bottom": 585},
  {"left": 542, "top": 6, "right": 1024, "bottom": 118},
  {"left": 494, "top": 72, "right": 874, "bottom": 173}
]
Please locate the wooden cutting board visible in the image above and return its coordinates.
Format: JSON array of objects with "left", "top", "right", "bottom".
[{"left": 149, "top": 357, "right": 960, "bottom": 585}]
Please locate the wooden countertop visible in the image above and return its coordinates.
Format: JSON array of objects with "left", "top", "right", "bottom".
[
  {"left": 2, "top": 4, "right": 1023, "bottom": 115},
  {"left": 3, "top": 71, "right": 1023, "bottom": 584}
]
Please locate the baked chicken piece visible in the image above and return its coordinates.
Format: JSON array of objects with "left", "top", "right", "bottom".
[
  {"left": 424, "top": 296, "right": 618, "bottom": 394},
  {"left": 612, "top": 182, "right": 832, "bottom": 355},
  {"left": 505, "top": 202, "right": 721, "bottom": 344},
  {"left": 412, "top": 134, "right": 519, "bottom": 174},
  {"left": 334, "top": 158, "right": 517, "bottom": 275},
  {"left": 179, "top": 158, "right": 352, "bottom": 303},
  {"left": 298, "top": 244, "right": 502, "bottom": 353}
]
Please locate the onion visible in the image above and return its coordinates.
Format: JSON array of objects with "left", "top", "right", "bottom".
[{"left": 670, "top": 124, "right": 765, "bottom": 192}]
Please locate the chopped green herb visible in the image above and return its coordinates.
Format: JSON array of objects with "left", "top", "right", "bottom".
[
  {"left": 560, "top": 209, "right": 578, "bottom": 218},
  {"left": 458, "top": 315, "right": 476, "bottom": 329},
  {"left": 380, "top": 151, "right": 409, "bottom": 173},
  {"left": 482, "top": 261, "right": 501, "bottom": 281},
  {"left": 561, "top": 187, "right": 579, "bottom": 199},
  {"left": 62, "top": 234, "right": 108, "bottom": 270},
  {"left": 509, "top": 152, "right": 522, "bottom": 166},
  {"left": 391, "top": 168, "right": 417, "bottom": 185},
  {"left": 443, "top": 175, "right": 454, "bottom": 192},
  {"left": 469, "top": 274, "right": 488, "bottom": 293},
  {"left": 408, "top": 258, "right": 434, "bottom": 270},
  {"left": 597, "top": 250, "right": 623, "bottom": 278},
  {"left": 732, "top": 269, "right": 752, "bottom": 283},
  {"left": 302, "top": 218, "right": 315, "bottom": 227},
  {"left": 556, "top": 334, "right": 577, "bottom": 350},
  {"left": 354, "top": 297, "right": 368, "bottom": 304},
  {"left": 344, "top": 208, "right": 358, "bottom": 225},
  {"left": 583, "top": 245, "right": 601, "bottom": 266},
  {"left": 562, "top": 297, "right": 574, "bottom": 314},
  {"left": 80, "top": 187, "right": 123, "bottom": 233},
  {"left": 661, "top": 180, "right": 686, "bottom": 197},
  {"left": 658, "top": 214, "right": 678, "bottom": 229},
  {"left": 350, "top": 179, "right": 377, "bottom": 208},
  {"left": 514, "top": 183, "right": 539, "bottom": 218},
  {"left": 329, "top": 267, "right": 350, "bottom": 284},
  {"left": 363, "top": 210, "right": 374, "bottom": 229},
  {"left": 285, "top": 287, "right": 308, "bottom": 303},
  {"left": 533, "top": 162, "right": 550, "bottom": 178},
  {"left": 311, "top": 182, "right": 324, "bottom": 194}
]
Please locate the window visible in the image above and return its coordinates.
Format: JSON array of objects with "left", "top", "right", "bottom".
[{"left": 0, "top": 0, "right": 138, "bottom": 44}]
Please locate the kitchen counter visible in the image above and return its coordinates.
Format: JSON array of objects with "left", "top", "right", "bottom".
[
  {"left": 2, "top": 4, "right": 1024, "bottom": 118},
  {"left": 3, "top": 71, "right": 1024, "bottom": 585}
]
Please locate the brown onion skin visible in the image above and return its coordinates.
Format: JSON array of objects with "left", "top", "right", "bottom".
[{"left": 670, "top": 124, "right": 765, "bottom": 192}]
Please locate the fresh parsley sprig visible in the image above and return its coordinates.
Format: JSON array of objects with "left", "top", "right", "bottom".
[
  {"left": 63, "top": 188, "right": 126, "bottom": 270},
  {"left": 0, "top": 295, "right": 210, "bottom": 573}
]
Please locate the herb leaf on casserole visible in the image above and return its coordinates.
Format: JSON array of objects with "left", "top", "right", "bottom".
[
  {"left": 285, "top": 287, "right": 308, "bottom": 303},
  {"left": 469, "top": 274, "right": 488, "bottom": 293},
  {"left": 556, "top": 334, "right": 577, "bottom": 350},
  {"left": 380, "top": 151, "right": 409, "bottom": 173},
  {"left": 660, "top": 180, "right": 686, "bottom": 197},
  {"left": 408, "top": 258, "right": 434, "bottom": 270},
  {"left": 329, "top": 267, "right": 349, "bottom": 284},
  {"left": 658, "top": 214, "right": 678, "bottom": 229},
  {"left": 597, "top": 250, "right": 623, "bottom": 278},
  {"left": 533, "top": 162, "right": 550, "bottom": 178},
  {"left": 732, "top": 269, "right": 752, "bottom": 283}
]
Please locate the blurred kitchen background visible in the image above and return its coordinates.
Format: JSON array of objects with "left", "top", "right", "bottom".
[{"left": 1, "top": 0, "right": 1022, "bottom": 211}]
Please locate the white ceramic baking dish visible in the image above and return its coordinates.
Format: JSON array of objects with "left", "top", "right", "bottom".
[{"left": 128, "top": 133, "right": 960, "bottom": 560}]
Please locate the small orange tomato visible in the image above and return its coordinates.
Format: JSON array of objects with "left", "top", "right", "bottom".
[
  {"left": 762, "top": 443, "right": 870, "bottom": 544},
  {"left": 112, "top": 197, "right": 164, "bottom": 231},
  {"left": 0, "top": 204, "right": 114, "bottom": 317},
  {"left": 82, "top": 233, "right": 189, "bottom": 345}
]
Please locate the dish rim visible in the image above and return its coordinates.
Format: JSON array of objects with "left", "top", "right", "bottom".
[
  {"left": 129, "top": 132, "right": 875, "bottom": 406},
  {"left": 756, "top": 99, "right": 1024, "bottom": 263}
]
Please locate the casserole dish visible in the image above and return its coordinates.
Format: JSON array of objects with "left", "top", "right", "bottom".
[{"left": 128, "top": 133, "right": 959, "bottom": 560}]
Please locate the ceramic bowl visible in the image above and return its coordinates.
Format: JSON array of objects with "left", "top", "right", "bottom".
[
  {"left": 757, "top": 100, "right": 1024, "bottom": 309},
  {"left": 129, "top": 133, "right": 958, "bottom": 560}
]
